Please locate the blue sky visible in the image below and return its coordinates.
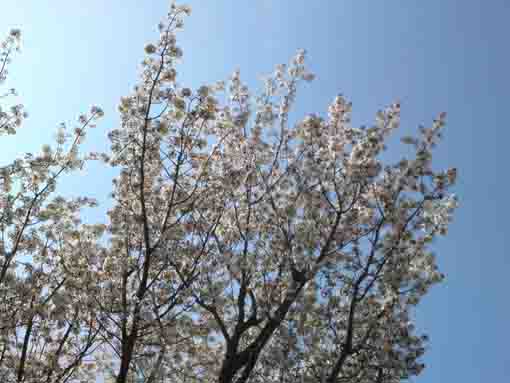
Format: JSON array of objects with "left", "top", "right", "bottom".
[{"left": 0, "top": 1, "right": 507, "bottom": 381}]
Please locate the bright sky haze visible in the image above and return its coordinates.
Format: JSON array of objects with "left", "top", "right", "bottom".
[{"left": 0, "top": 1, "right": 507, "bottom": 382}]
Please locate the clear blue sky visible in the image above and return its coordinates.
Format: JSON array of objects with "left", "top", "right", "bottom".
[{"left": 0, "top": 1, "right": 507, "bottom": 382}]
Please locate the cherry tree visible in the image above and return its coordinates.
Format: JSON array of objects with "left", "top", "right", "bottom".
[
  {"left": 94, "top": 4, "right": 221, "bottom": 382},
  {"left": 0, "top": 3, "right": 457, "bottom": 383},
  {"left": 0, "top": 28, "right": 104, "bottom": 383}
]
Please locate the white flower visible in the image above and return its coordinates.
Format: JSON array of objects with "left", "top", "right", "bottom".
[
  {"left": 180, "top": 88, "right": 192, "bottom": 97},
  {"left": 294, "top": 48, "right": 306, "bottom": 65},
  {"left": 9, "top": 29, "right": 21, "bottom": 39},
  {"left": 144, "top": 43, "right": 157, "bottom": 54},
  {"left": 302, "top": 72, "right": 315, "bottom": 82},
  {"left": 198, "top": 85, "right": 209, "bottom": 97},
  {"left": 177, "top": 4, "right": 192, "bottom": 15},
  {"left": 90, "top": 105, "right": 104, "bottom": 118}
]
